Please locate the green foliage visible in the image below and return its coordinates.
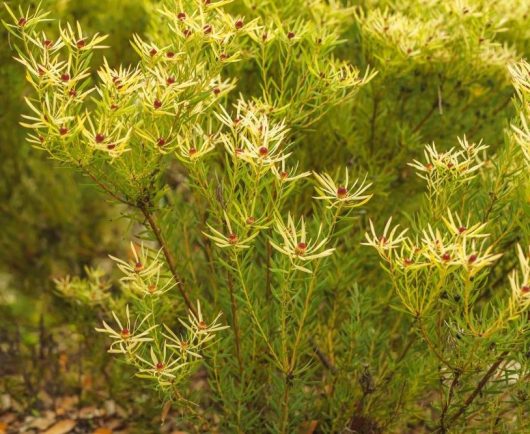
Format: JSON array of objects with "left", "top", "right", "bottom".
[{"left": 4, "top": 0, "right": 530, "bottom": 432}]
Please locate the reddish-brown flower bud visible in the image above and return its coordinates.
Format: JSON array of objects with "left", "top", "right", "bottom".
[
  {"left": 156, "top": 362, "right": 164, "bottom": 370},
  {"left": 149, "top": 48, "right": 157, "bottom": 57},
  {"left": 95, "top": 133, "right": 105, "bottom": 144},
  {"left": 183, "top": 28, "right": 192, "bottom": 37},
  {"left": 18, "top": 17, "right": 27, "bottom": 27},
  {"left": 458, "top": 226, "right": 466, "bottom": 234},
  {"left": 246, "top": 216, "right": 256, "bottom": 225},
  {"left": 61, "top": 73, "right": 70, "bottom": 82},
  {"left": 198, "top": 321, "right": 208, "bottom": 330},
  {"left": 120, "top": 328, "right": 130, "bottom": 338},
  {"left": 203, "top": 24, "right": 212, "bottom": 34},
  {"left": 177, "top": 12, "right": 186, "bottom": 21},
  {"left": 403, "top": 258, "right": 414, "bottom": 266},
  {"left": 156, "top": 137, "right": 166, "bottom": 147},
  {"left": 76, "top": 39, "right": 85, "bottom": 49},
  {"left": 220, "top": 53, "right": 229, "bottom": 61},
  {"left": 68, "top": 88, "right": 77, "bottom": 97},
  {"left": 228, "top": 233, "right": 238, "bottom": 245},
  {"left": 111, "top": 103, "right": 118, "bottom": 111},
  {"left": 468, "top": 254, "right": 477, "bottom": 264},
  {"left": 522, "top": 285, "right": 530, "bottom": 294},
  {"left": 442, "top": 252, "right": 451, "bottom": 262},
  {"left": 166, "top": 76, "right": 176, "bottom": 85},
  {"left": 147, "top": 284, "right": 156, "bottom": 293},
  {"left": 59, "top": 127, "right": 68, "bottom": 136},
  {"left": 188, "top": 147, "right": 197, "bottom": 156},
  {"left": 43, "top": 39, "right": 52, "bottom": 48},
  {"left": 258, "top": 146, "right": 269, "bottom": 156},
  {"left": 235, "top": 19, "right": 244, "bottom": 30},
  {"left": 337, "top": 186, "right": 348, "bottom": 198},
  {"left": 287, "top": 31, "right": 295, "bottom": 39},
  {"left": 166, "top": 51, "right": 175, "bottom": 58},
  {"left": 153, "top": 99, "right": 162, "bottom": 109},
  {"left": 296, "top": 242, "right": 308, "bottom": 255},
  {"left": 279, "top": 171, "right": 289, "bottom": 180},
  {"left": 107, "top": 143, "right": 116, "bottom": 150},
  {"left": 134, "top": 261, "right": 144, "bottom": 272},
  {"left": 213, "top": 87, "right": 221, "bottom": 95}
]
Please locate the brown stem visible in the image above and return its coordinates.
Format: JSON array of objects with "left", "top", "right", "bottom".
[
  {"left": 310, "top": 338, "right": 337, "bottom": 373},
  {"left": 439, "top": 370, "right": 461, "bottom": 433},
  {"left": 81, "top": 167, "right": 135, "bottom": 207},
  {"left": 227, "top": 270, "right": 243, "bottom": 377},
  {"left": 446, "top": 351, "right": 508, "bottom": 427},
  {"left": 139, "top": 205, "right": 197, "bottom": 317}
]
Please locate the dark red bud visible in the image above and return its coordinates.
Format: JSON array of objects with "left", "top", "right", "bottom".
[{"left": 337, "top": 186, "right": 348, "bottom": 198}]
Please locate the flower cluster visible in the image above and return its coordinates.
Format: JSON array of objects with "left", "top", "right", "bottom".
[
  {"left": 204, "top": 212, "right": 260, "bottom": 251},
  {"left": 271, "top": 214, "right": 335, "bottom": 273},
  {"left": 95, "top": 305, "right": 156, "bottom": 355},
  {"left": 109, "top": 243, "right": 178, "bottom": 298},
  {"left": 54, "top": 266, "right": 111, "bottom": 306},
  {"left": 364, "top": 211, "right": 502, "bottom": 277},
  {"left": 509, "top": 245, "right": 530, "bottom": 308},
  {"left": 313, "top": 169, "right": 372, "bottom": 209},
  {"left": 217, "top": 103, "right": 291, "bottom": 170},
  {"left": 408, "top": 137, "right": 488, "bottom": 191}
]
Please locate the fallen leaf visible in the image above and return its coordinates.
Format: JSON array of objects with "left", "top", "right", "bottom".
[
  {"left": 29, "top": 414, "right": 55, "bottom": 430},
  {"left": 0, "top": 394, "right": 11, "bottom": 410},
  {"left": 299, "top": 420, "right": 318, "bottom": 434},
  {"left": 161, "top": 401, "right": 172, "bottom": 424},
  {"left": 78, "top": 405, "right": 102, "bottom": 419},
  {"left": 104, "top": 400, "right": 116, "bottom": 416},
  {"left": 106, "top": 418, "right": 124, "bottom": 430},
  {"left": 59, "top": 352, "right": 68, "bottom": 371},
  {"left": 43, "top": 419, "right": 76, "bottom": 434},
  {"left": 0, "top": 422, "right": 6, "bottom": 434},
  {"left": 93, "top": 428, "right": 113, "bottom": 434}
]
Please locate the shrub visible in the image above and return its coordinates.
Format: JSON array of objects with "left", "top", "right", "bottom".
[{"left": 4, "top": 0, "right": 530, "bottom": 432}]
